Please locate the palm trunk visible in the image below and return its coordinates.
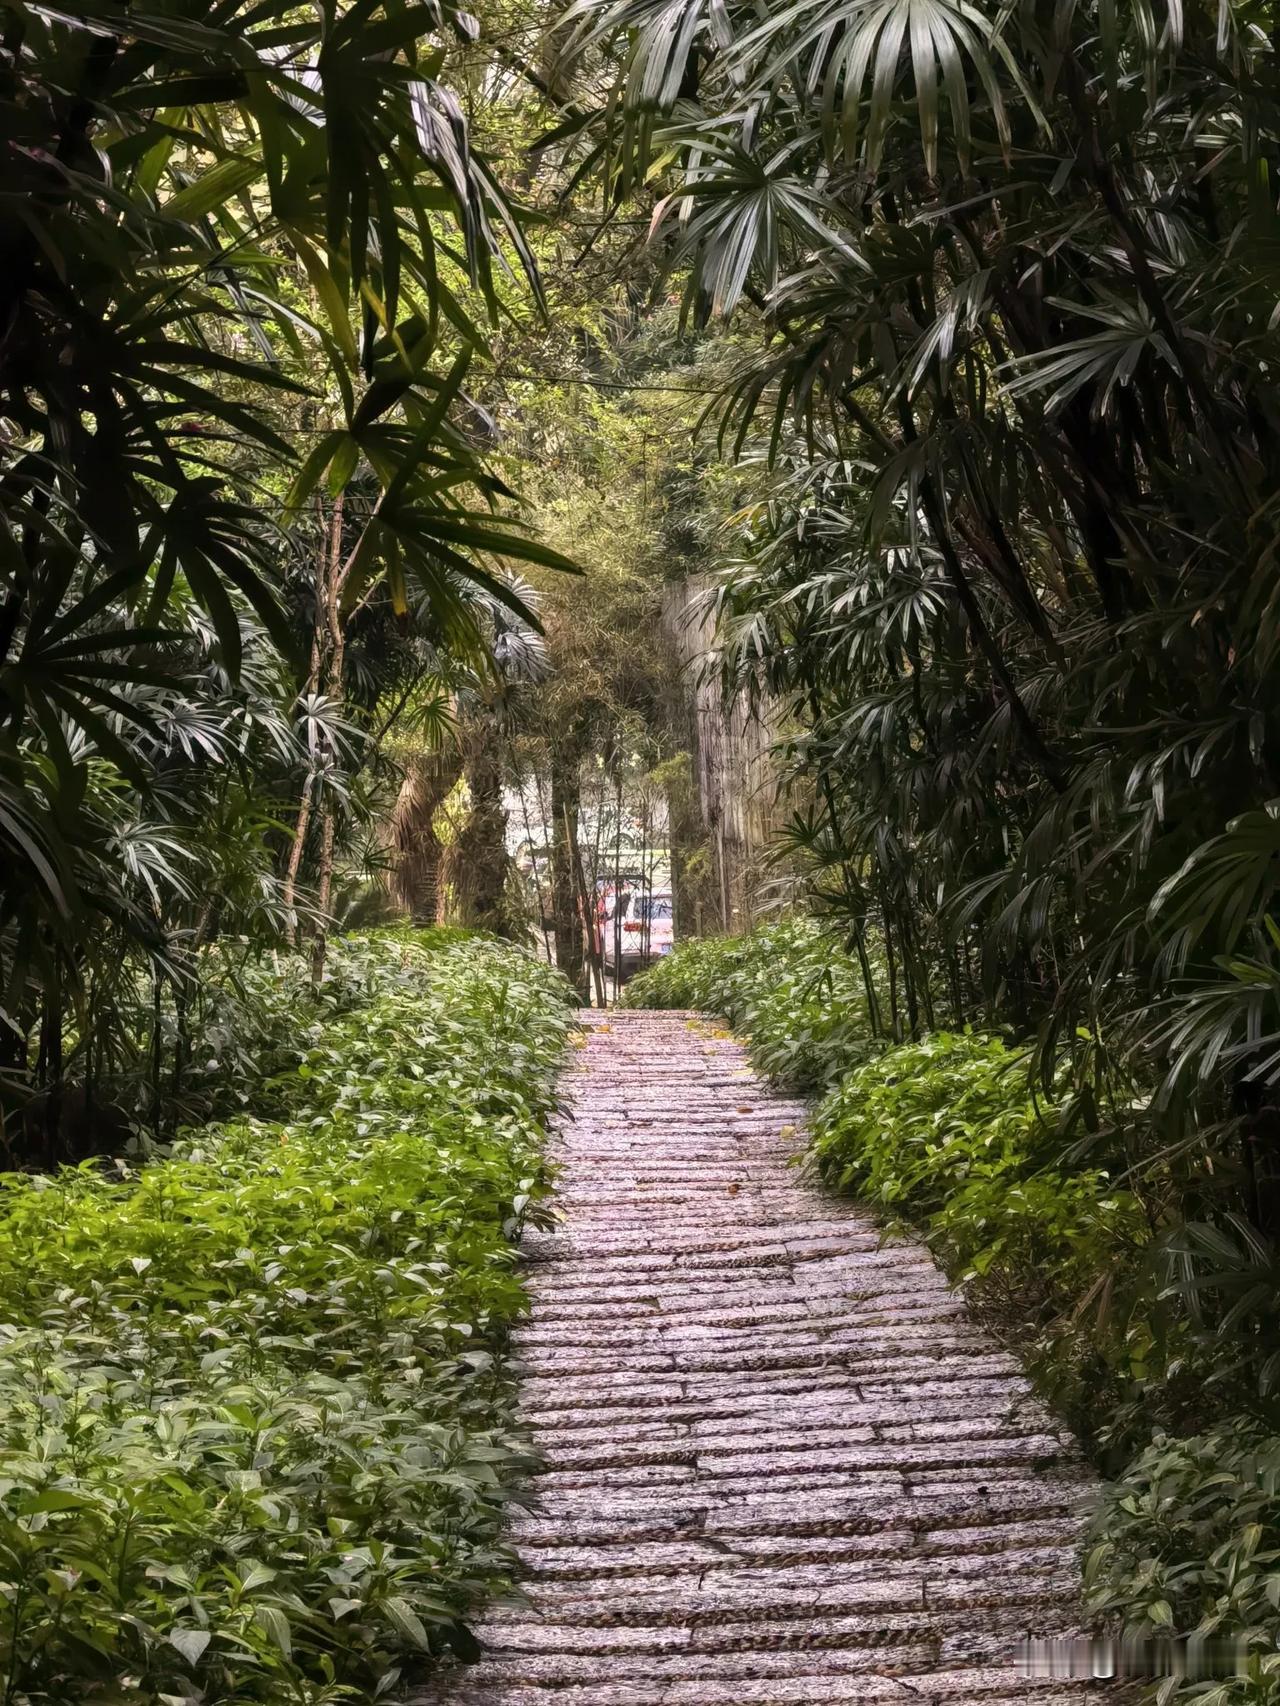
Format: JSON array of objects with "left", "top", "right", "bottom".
[
  {"left": 389, "top": 746, "right": 463, "bottom": 923},
  {"left": 455, "top": 734, "right": 511, "bottom": 934}
]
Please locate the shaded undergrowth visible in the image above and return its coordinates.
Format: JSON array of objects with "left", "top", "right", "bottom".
[{"left": 0, "top": 928, "right": 574, "bottom": 1706}]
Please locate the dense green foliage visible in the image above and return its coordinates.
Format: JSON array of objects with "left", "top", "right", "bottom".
[
  {"left": 0, "top": 929, "right": 572, "bottom": 1705},
  {"left": 1086, "top": 1427, "right": 1280, "bottom": 1703},
  {"left": 812, "top": 1032, "right": 1146, "bottom": 1432},
  {"left": 15, "top": 0, "right": 1280, "bottom": 1696},
  {"left": 0, "top": 0, "right": 578, "bottom": 1164},
  {"left": 814, "top": 1034, "right": 1137, "bottom": 1298}
]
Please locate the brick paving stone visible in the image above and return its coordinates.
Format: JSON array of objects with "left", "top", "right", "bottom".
[{"left": 422, "top": 1010, "right": 1118, "bottom": 1705}]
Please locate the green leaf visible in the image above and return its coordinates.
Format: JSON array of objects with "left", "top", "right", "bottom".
[
  {"left": 255, "top": 1605, "right": 293, "bottom": 1658},
  {"left": 382, "top": 1596, "right": 431, "bottom": 1649},
  {"left": 164, "top": 156, "right": 261, "bottom": 222},
  {"left": 169, "top": 1629, "right": 212, "bottom": 1667},
  {"left": 327, "top": 435, "right": 361, "bottom": 496},
  {"left": 289, "top": 231, "right": 360, "bottom": 371}
]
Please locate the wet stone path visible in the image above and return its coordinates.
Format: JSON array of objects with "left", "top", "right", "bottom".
[{"left": 430, "top": 1009, "right": 1107, "bottom": 1705}]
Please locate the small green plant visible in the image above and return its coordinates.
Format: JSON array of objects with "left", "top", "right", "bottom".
[
  {"left": 1085, "top": 1423, "right": 1280, "bottom": 1704},
  {"left": 0, "top": 928, "right": 574, "bottom": 1704}
]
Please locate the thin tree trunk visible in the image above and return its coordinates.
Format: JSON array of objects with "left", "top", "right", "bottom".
[
  {"left": 882, "top": 909, "right": 901, "bottom": 1041},
  {"left": 281, "top": 501, "right": 331, "bottom": 946},
  {"left": 946, "top": 948, "right": 966, "bottom": 1030},
  {"left": 849, "top": 919, "right": 883, "bottom": 1039},
  {"left": 310, "top": 801, "right": 335, "bottom": 988},
  {"left": 572, "top": 820, "right": 606, "bottom": 1009},
  {"left": 808, "top": 681, "right": 881, "bottom": 1032},
  {"left": 613, "top": 766, "right": 624, "bottom": 1005},
  {"left": 715, "top": 815, "right": 729, "bottom": 933},
  {"left": 518, "top": 771, "right": 554, "bottom": 964},
  {"left": 665, "top": 751, "right": 706, "bottom": 944},
  {"left": 309, "top": 494, "right": 346, "bottom": 987},
  {"left": 582, "top": 757, "right": 609, "bottom": 1003},
  {"left": 647, "top": 789, "right": 659, "bottom": 968},
  {"left": 281, "top": 772, "right": 315, "bottom": 945},
  {"left": 172, "top": 892, "right": 215, "bottom": 1106},
  {"left": 550, "top": 743, "right": 587, "bottom": 1001},
  {"left": 148, "top": 968, "right": 162, "bottom": 1136},
  {"left": 38, "top": 965, "right": 64, "bottom": 1163}
]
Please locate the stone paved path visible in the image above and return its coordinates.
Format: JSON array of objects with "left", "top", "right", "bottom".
[{"left": 430, "top": 1010, "right": 1109, "bottom": 1705}]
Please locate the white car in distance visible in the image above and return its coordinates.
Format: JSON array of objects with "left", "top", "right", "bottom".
[{"left": 604, "top": 890, "right": 674, "bottom": 979}]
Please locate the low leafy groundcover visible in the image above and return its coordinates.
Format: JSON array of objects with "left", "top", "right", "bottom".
[
  {"left": 631, "top": 925, "right": 1280, "bottom": 1704},
  {"left": 809, "top": 1032, "right": 1145, "bottom": 1377},
  {"left": 0, "top": 929, "right": 573, "bottom": 1706},
  {"left": 1085, "top": 1426, "right": 1280, "bottom": 1704}
]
